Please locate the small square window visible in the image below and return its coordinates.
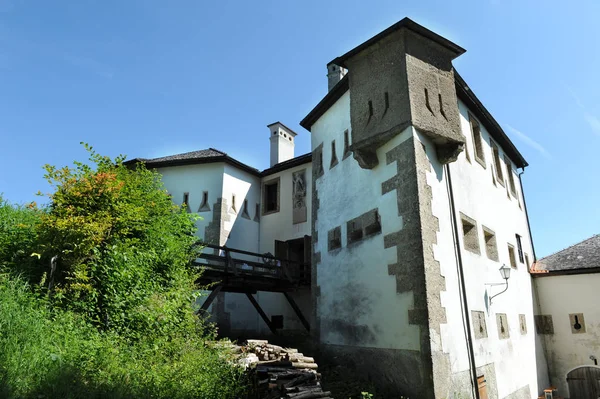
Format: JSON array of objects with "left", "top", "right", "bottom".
[
  {"left": 569, "top": 313, "right": 586, "bottom": 334},
  {"left": 472, "top": 310, "right": 488, "bottom": 339},
  {"left": 534, "top": 315, "right": 554, "bottom": 335},
  {"left": 460, "top": 213, "right": 480, "bottom": 255},
  {"left": 483, "top": 227, "right": 498, "bottom": 261},
  {"left": 328, "top": 226, "right": 342, "bottom": 251},
  {"left": 497, "top": 313, "right": 509, "bottom": 339}
]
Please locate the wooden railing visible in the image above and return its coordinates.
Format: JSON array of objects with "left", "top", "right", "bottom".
[{"left": 193, "top": 243, "right": 310, "bottom": 286}]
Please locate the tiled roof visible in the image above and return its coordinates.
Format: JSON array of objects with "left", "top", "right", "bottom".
[
  {"left": 138, "top": 148, "right": 226, "bottom": 163},
  {"left": 533, "top": 235, "right": 600, "bottom": 275},
  {"left": 125, "top": 147, "right": 312, "bottom": 177},
  {"left": 124, "top": 148, "right": 261, "bottom": 175}
]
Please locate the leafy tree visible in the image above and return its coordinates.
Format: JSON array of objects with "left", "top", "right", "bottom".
[{"left": 35, "top": 143, "right": 201, "bottom": 338}]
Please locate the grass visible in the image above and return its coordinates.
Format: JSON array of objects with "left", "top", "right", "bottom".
[{"left": 0, "top": 274, "right": 247, "bottom": 399}]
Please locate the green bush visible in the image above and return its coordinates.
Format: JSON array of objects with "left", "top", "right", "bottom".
[
  {"left": 0, "top": 144, "right": 248, "bottom": 398},
  {"left": 0, "top": 274, "right": 246, "bottom": 399},
  {"left": 0, "top": 196, "right": 40, "bottom": 271},
  {"left": 31, "top": 144, "right": 203, "bottom": 339}
]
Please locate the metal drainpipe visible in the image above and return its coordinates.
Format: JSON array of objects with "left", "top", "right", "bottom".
[
  {"left": 445, "top": 163, "right": 480, "bottom": 399},
  {"left": 518, "top": 168, "right": 537, "bottom": 261}
]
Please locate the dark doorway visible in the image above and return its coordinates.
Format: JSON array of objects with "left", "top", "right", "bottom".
[
  {"left": 275, "top": 235, "right": 311, "bottom": 284},
  {"left": 274, "top": 235, "right": 311, "bottom": 264}
]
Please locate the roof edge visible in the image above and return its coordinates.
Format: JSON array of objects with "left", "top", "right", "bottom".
[
  {"left": 331, "top": 17, "right": 466, "bottom": 68},
  {"left": 300, "top": 74, "right": 349, "bottom": 131},
  {"left": 454, "top": 71, "right": 528, "bottom": 168},
  {"left": 538, "top": 234, "right": 600, "bottom": 262},
  {"left": 261, "top": 153, "right": 312, "bottom": 177}
]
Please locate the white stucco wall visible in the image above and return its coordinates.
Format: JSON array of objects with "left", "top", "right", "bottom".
[
  {"left": 424, "top": 98, "right": 547, "bottom": 398},
  {"left": 254, "top": 163, "right": 313, "bottom": 334},
  {"left": 156, "top": 162, "right": 225, "bottom": 241},
  {"left": 311, "top": 91, "right": 421, "bottom": 350},
  {"left": 259, "top": 164, "right": 312, "bottom": 255},
  {"left": 221, "top": 164, "right": 262, "bottom": 333},
  {"left": 222, "top": 164, "right": 260, "bottom": 253},
  {"left": 534, "top": 273, "right": 600, "bottom": 397},
  {"left": 154, "top": 157, "right": 313, "bottom": 336}
]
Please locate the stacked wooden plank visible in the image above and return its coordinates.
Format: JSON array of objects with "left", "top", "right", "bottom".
[{"left": 240, "top": 339, "right": 332, "bottom": 399}]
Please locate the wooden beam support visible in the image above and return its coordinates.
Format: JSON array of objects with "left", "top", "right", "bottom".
[
  {"left": 245, "top": 293, "right": 277, "bottom": 335},
  {"left": 284, "top": 292, "right": 311, "bottom": 332},
  {"left": 198, "top": 285, "right": 222, "bottom": 313}
]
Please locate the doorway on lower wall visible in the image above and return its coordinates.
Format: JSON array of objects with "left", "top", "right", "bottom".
[{"left": 275, "top": 235, "right": 311, "bottom": 283}]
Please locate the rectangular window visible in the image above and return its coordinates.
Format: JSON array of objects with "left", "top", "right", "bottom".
[
  {"left": 504, "top": 155, "right": 517, "bottom": 196},
  {"left": 483, "top": 227, "right": 498, "bottom": 261},
  {"left": 460, "top": 213, "right": 480, "bottom": 254},
  {"left": 469, "top": 113, "right": 485, "bottom": 167},
  {"left": 525, "top": 253, "right": 530, "bottom": 268},
  {"left": 328, "top": 226, "right": 342, "bottom": 251},
  {"left": 263, "top": 179, "right": 280, "bottom": 214},
  {"left": 491, "top": 141, "right": 504, "bottom": 185},
  {"left": 508, "top": 244, "right": 517, "bottom": 268},
  {"left": 516, "top": 234, "right": 524, "bottom": 263}
]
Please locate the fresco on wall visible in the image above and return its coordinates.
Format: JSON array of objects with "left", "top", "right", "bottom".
[{"left": 292, "top": 169, "right": 307, "bottom": 224}]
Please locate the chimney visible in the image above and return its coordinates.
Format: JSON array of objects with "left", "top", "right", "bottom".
[
  {"left": 327, "top": 63, "right": 347, "bottom": 91},
  {"left": 268, "top": 122, "right": 297, "bottom": 167}
]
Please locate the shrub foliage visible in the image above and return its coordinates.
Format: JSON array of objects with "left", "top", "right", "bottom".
[{"left": 0, "top": 144, "right": 246, "bottom": 398}]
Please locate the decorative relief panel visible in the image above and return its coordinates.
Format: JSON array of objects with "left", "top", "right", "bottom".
[{"left": 293, "top": 169, "right": 307, "bottom": 224}]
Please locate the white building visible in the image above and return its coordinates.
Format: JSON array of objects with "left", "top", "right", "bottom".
[
  {"left": 532, "top": 235, "right": 600, "bottom": 399},
  {"left": 127, "top": 18, "right": 550, "bottom": 399}
]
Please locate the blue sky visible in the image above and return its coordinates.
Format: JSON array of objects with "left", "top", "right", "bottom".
[{"left": 1, "top": 0, "right": 599, "bottom": 257}]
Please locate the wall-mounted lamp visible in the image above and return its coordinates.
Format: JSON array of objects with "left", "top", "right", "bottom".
[{"left": 486, "top": 264, "right": 511, "bottom": 306}]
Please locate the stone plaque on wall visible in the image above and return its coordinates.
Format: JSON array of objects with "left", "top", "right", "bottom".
[{"left": 292, "top": 169, "right": 307, "bottom": 224}]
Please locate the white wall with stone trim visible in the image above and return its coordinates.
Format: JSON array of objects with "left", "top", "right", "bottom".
[
  {"left": 534, "top": 273, "right": 600, "bottom": 397},
  {"left": 255, "top": 163, "right": 313, "bottom": 334},
  {"left": 156, "top": 162, "right": 225, "bottom": 242},
  {"left": 310, "top": 91, "right": 421, "bottom": 350},
  {"left": 259, "top": 163, "right": 312, "bottom": 255},
  {"left": 420, "top": 98, "right": 548, "bottom": 398}
]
